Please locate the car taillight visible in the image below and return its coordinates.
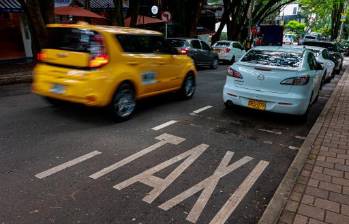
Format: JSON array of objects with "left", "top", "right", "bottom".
[
  {"left": 224, "top": 48, "right": 231, "bottom": 53},
  {"left": 280, "top": 75, "right": 310, "bottom": 85},
  {"left": 227, "top": 67, "right": 243, "bottom": 79},
  {"left": 179, "top": 48, "right": 189, "bottom": 55},
  {"left": 89, "top": 34, "right": 109, "bottom": 68},
  {"left": 36, "top": 52, "right": 47, "bottom": 62}
]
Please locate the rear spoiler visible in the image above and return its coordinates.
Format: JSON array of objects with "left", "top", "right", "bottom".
[{"left": 237, "top": 62, "right": 303, "bottom": 72}]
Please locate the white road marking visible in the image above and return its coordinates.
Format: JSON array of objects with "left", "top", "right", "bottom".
[
  {"left": 89, "top": 133, "right": 185, "bottom": 179},
  {"left": 209, "top": 160, "right": 269, "bottom": 224},
  {"left": 295, "top": 136, "right": 306, "bottom": 140},
  {"left": 35, "top": 151, "right": 102, "bottom": 179},
  {"left": 159, "top": 152, "right": 253, "bottom": 223},
  {"left": 263, "top": 141, "right": 273, "bottom": 145},
  {"left": 258, "top": 129, "right": 282, "bottom": 135},
  {"left": 152, "top": 120, "right": 178, "bottom": 131},
  {"left": 288, "top": 146, "right": 299, "bottom": 150},
  {"left": 193, "top": 105, "right": 213, "bottom": 114},
  {"left": 114, "top": 144, "right": 209, "bottom": 204}
]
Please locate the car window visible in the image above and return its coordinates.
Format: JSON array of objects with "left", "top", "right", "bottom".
[
  {"left": 241, "top": 50, "right": 303, "bottom": 68},
  {"left": 233, "top": 43, "right": 240, "bottom": 49},
  {"left": 167, "top": 39, "right": 187, "bottom": 48},
  {"left": 116, "top": 34, "right": 171, "bottom": 54},
  {"left": 214, "top": 41, "right": 230, "bottom": 47},
  {"left": 322, "top": 49, "right": 330, "bottom": 59},
  {"left": 201, "top": 41, "right": 211, "bottom": 51},
  {"left": 307, "top": 53, "right": 317, "bottom": 70},
  {"left": 191, "top": 40, "right": 202, "bottom": 49}
]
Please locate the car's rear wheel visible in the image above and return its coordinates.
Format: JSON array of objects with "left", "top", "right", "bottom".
[
  {"left": 210, "top": 58, "right": 218, "bottom": 69},
  {"left": 178, "top": 74, "right": 196, "bottom": 99},
  {"left": 110, "top": 82, "right": 136, "bottom": 122}
]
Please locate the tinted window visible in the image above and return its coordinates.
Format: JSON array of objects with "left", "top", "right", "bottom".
[
  {"left": 47, "top": 28, "right": 98, "bottom": 53},
  {"left": 214, "top": 41, "right": 230, "bottom": 47},
  {"left": 304, "top": 35, "right": 316, "bottom": 40},
  {"left": 191, "top": 40, "right": 201, "bottom": 49},
  {"left": 308, "top": 53, "right": 317, "bottom": 70},
  {"left": 167, "top": 39, "right": 187, "bottom": 47},
  {"left": 201, "top": 41, "right": 211, "bottom": 51},
  {"left": 323, "top": 49, "right": 330, "bottom": 59},
  {"left": 116, "top": 34, "right": 170, "bottom": 54},
  {"left": 241, "top": 50, "right": 303, "bottom": 68}
]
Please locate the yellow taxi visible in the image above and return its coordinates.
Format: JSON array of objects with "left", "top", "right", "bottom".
[{"left": 32, "top": 24, "right": 197, "bottom": 121}]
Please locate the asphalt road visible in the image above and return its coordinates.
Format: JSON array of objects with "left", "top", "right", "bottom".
[{"left": 0, "top": 64, "right": 344, "bottom": 224}]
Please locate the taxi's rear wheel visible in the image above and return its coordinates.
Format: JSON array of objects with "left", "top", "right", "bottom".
[
  {"left": 110, "top": 82, "right": 136, "bottom": 122},
  {"left": 179, "top": 74, "right": 196, "bottom": 99}
]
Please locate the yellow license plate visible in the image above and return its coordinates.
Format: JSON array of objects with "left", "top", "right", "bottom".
[{"left": 248, "top": 99, "right": 266, "bottom": 110}]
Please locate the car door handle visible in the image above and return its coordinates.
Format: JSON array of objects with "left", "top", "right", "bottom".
[
  {"left": 127, "top": 61, "right": 138, "bottom": 65},
  {"left": 157, "top": 61, "right": 166, "bottom": 65}
]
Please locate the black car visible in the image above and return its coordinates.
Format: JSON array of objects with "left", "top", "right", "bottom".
[
  {"left": 302, "top": 41, "right": 343, "bottom": 74},
  {"left": 167, "top": 38, "right": 219, "bottom": 69}
]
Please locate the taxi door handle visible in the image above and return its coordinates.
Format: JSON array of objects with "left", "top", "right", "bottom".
[
  {"left": 157, "top": 61, "right": 166, "bottom": 65},
  {"left": 128, "top": 61, "right": 138, "bottom": 65}
]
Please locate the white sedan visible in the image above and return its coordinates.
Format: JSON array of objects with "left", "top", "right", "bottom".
[
  {"left": 212, "top": 41, "right": 246, "bottom": 64},
  {"left": 304, "top": 46, "right": 335, "bottom": 82},
  {"left": 223, "top": 46, "right": 324, "bottom": 119}
]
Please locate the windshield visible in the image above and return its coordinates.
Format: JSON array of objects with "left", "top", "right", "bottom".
[
  {"left": 214, "top": 42, "right": 231, "bottom": 47},
  {"left": 241, "top": 50, "right": 303, "bottom": 68},
  {"left": 167, "top": 39, "right": 186, "bottom": 47}
]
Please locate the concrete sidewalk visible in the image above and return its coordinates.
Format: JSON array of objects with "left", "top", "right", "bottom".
[
  {"left": 0, "top": 61, "right": 33, "bottom": 85},
  {"left": 260, "top": 63, "right": 349, "bottom": 224}
]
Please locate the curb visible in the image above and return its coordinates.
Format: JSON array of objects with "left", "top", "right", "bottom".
[
  {"left": 258, "top": 65, "right": 348, "bottom": 224},
  {"left": 0, "top": 71, "right": 32, "bottom": 85}
]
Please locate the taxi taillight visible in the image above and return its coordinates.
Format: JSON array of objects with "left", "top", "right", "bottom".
[
  {"left": 36, "top": 52, "right": 47, "bottom": 62},
  {"left": 89, "top": 34, "right": 109, "bottom": 68}
]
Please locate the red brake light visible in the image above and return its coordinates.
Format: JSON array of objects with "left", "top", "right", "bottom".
[
  {"left": 224, "top": 48, "right": 231, "bottom": 53},
  {"left": 280, "top": 76, "right": 310, "bottom": 85},
  {"left": 180, "top": 48, "right": 189, "bottom": 55},
  {"left": 89, "top": 34, "right": 109, "bottom": 68},
  {"left": 36, "top": 52, "right": 47, "bottom": 62},
  {"left": 227, "top": 67, "right": 243, "bottom": 79}
]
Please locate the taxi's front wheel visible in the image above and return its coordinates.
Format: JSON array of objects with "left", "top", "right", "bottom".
[
  {"left": 179, "top": 74, "right": 196, "bottom": 99},
  {"left": 110, "top": 82, "right": 136, "bottom": 122}
]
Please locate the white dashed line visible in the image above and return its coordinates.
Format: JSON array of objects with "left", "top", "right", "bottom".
[
  {"left": 35, "top": 150, "right": 102, "bottom": 179},
  {"left": 288, "top": 146, "right": 299, "bottom": 150},
  {"left": 193, "top": 105, "right": 213, "bottom": 114},
  {"left": 263, "top": 141, "right": 273, "bottom": 145},
  {"left": 258, "top": 129, "right": 282, "bottom": 135},
  {"left": 152, "top": 120, "right": 178, "bottom": 131},
  {"left": 295, "top": 136, "right": 306, "bottom": 140}
]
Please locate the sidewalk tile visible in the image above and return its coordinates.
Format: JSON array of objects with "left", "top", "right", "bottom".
[
  {"left": 326, "top": 211, "right": 349, "bottom": 224},
  {"left": 314, "top": 198, "right": 340, "bottom": 213},
  {"left": 318, "top": 181, "right": 342, "bottom": 193},
  {"left": 293, "top": 214, "right": 308, "bottom": 224},
  {"left": 298, "top": 204, "right": 324, "bottom": 221}
]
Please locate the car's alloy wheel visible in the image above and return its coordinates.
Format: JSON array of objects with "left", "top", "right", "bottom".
[
  {"left": 179, "top": 74, "right": 195, "bottom": 99},
  {"left": 111, "top": 83, "right": 136, "bottom": 121}
]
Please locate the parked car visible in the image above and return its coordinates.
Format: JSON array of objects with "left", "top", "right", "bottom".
[
  {"left": 223, "top": 46, "right": 323, "bottom": 119},
  {"left": 302, "top": 41, "right": 343, "bottom": 74},
  {"left": 167, "top": 38, "right": 219, "bottom": 69},
  {"left": 303, "top": 46, "right": 335, "bottom": 84},
  {"left": 212, "top": 41, "right": 246, "bottom": 64},
  {"left": 32, "top": 24, "right": 197, "bottom": 121}
]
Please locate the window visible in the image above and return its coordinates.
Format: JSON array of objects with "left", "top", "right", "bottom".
[
  {"left": 233, "top": 43, "right": 243, "bottom": 50},
  {"left": 167, "top": 39, "right": 187, "bottom": 48},
  {"left": 293, "top": 7, "right": 297, "bottom": 15},
  {"left": 200, "top": 41, "right": 211, "bottom": 51},
  {"left": 214, "top": 41, "right": 230, "bottom": 47},
  {"left": 191, "top": 40, "right": 201, "bottom": 49},
  {"left": 307, "top": 53, "right": 317, "bottom": 70},
  {"left": 116, "top": 34, "right": 171, "bottom": 54},
  {"left": 241, "top": 50, "right": 303, "bottom": 68},
  {"left": 322, "top": 49, "right": 330, "bottom": 59}
]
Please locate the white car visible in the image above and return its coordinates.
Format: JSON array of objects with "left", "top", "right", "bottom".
[
  {"left": 304, "top": 46, "right": 335, "bottom": 82},
  {"left": 212, "top": 41, "right": 246, "bottom": 64},
  {"left": 223, "top": 46, "right": 323, "bottom": 118}
]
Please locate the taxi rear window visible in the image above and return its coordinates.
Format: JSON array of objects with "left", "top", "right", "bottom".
[
  {"left": 47, "top": 28, "right": 98, "bottom": 53},
  {"left": 116, "top": 34, "right": 169, "bottom": 54}
]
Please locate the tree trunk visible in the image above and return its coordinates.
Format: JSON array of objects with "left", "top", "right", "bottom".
[
  {"left": 40, "top": 0, "right": 54, "bottom": 24},
  {"left": 112, "top": 0, "right": 124, "bottom": 26},
  {"left": 129, "top": 0, "right": 140, "bottom": 27},
  {"left": 331, "top": 0, "right": 344, "bottom": 40},
  {"left": 189, "top": 0, "right": 204, "bottom": 37}
]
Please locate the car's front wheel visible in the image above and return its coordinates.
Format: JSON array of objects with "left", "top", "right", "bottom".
[
  {"left": 210, "top": 58, "right": 219, "bottom": 69},
  {"left": 110, "top": 82, "right": 136, "bottom": 122}
]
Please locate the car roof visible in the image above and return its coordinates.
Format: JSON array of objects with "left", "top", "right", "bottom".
[
  {"left": 253, "top": 46, "right": 305, "bottom": 53},
  {"left": 303, "top": 40, "right": 336, "bottom": 45},
  {"left": 167, "top": 38, "right": 201, "bottom": 41},
  {"left": 47, "top": 24, "right": 162, "bottom": 35},
  {"left": 292, "top": 45, "right": 325, "bottom": 51}
]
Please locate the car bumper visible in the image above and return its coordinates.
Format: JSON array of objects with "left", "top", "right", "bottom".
[
  {"left": 223, "top": 85, "right": 310, "bottom": 115},
  {"left": 217, "top": 54, "right": 232, "bottom": 61},
  {"left": 32, "top": 64, "right": 110, "bottom": 107}
]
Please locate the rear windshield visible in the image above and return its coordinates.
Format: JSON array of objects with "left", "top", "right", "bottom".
[
  {"left": 167, "top": 39, "right": 186, "bottom": 47},
  {"left": 47, "top": 28, "right": 100, "bottom": 53},
  {"left": 241, "top": 50, "right": 303, "bottom": 68},
  {"left": 304, "top": 36, "right": 316, "bottom": 40},
  {"left": 214, "top": 42, "right": 230, "bottom": 47},
  {"left": 303, "top": 41, "right": 337, "bottom": 51}
]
